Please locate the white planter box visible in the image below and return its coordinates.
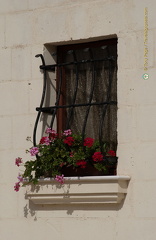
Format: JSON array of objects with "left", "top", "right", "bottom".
[{"left": 25, "top": 176, "right": 130, "bottom": 205}]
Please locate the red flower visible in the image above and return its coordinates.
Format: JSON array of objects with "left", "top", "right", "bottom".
[
  {"left": 76, "top": 160, "right": 87, "bottom": 168},
  {"left": 40, "top": 136, "right": 50, "bottom": 145},
  {"left": 92, "top": 152, "right": 103, "bottom": 162},
  {"left": 14, "top": 182, "right": 20, "bottom": 192},
  {"left": 107, "top": 150, "right": 116, "bottom": 156},
  {"left": 63, "top": 136, "right": 75, "bottom": 146},
  {"left": 15, "top": 157, "right": 22, "bottom": 167},
  {"left": 83, "top": 137, "right": 94, "bottom": 147}
]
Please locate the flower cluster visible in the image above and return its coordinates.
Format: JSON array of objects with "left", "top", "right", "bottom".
[
  {"left": 83, "top": 137, "right": 94, "bottom": 147},
  {"left": 55, "top": 175, "right": 65, "bottom": 184},
  {"left": 15, "top": 157, "right": 22, "bottom": 167},
  {"left": 63, "top": 136, "right": 75, "bottom": 146},
  {"left": 14, "top": 129, "right": 117, "bottom": 190},
  {"left": 92, "top": 152, "right": 103, "bottom": 162},
  {"left": 14, "top": 173, "right": 23, "bottom": 192},
  {"left": 30, "top": 147, "right": 39, "bottom": 156},
  {"left": 76, "top": 160, "right": 87, "bottom": 168}
]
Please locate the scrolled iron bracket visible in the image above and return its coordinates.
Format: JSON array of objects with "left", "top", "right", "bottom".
[{"left": 33, "top": 54, "right": 46, "bottom": 146}]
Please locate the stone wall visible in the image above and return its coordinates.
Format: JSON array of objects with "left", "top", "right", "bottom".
[{"left": 0, "top": 0, "right": 156, "bottom": 239}]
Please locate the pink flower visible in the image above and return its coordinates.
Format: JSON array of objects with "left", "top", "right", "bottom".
[
  {"left": 15, "top": 157, "right": 22, "bottom": 167},
  {"left": 30, "top": 147, "right": 39, "bottom": 156},
  {"left": 14, "top": 182, "right": 20, "bottom": 192},
  {"left": 45, "top": 128, "right": 53, "bottom": 134},
  {"left": 63, "top": 129, "right": 72, "bottom": 136},
  {"left": 14, "top": 174, "right": 24, "bottom": 192},
  {"left": 63, "top": 136, "right": 74, "bottom": 146},
  {"left": 40, "top": 136, "right": 51, "bottom": 145},
  {"left": 55, "top": 175, "right": 65, "bottom": 184},
  {"left": 83, "top": 137, "right": 94, "bottom": 147},
  {"left": 45, "top": 128, "right": 57, "bottom": 139},
  {"left": 92, "top": 152, "right": 103, "bottom": 162},
  {"left": 17, "top": 173, "right": 23, "bottom": 182}
]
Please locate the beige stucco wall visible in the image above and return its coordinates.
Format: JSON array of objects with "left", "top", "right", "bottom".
[{"left": 0, "top": 0, "right": 156, "bottom": 239}]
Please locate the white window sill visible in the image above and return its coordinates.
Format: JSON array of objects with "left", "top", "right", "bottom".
[{"left": 25, "top": 175, "right": 130, "bottom": 205}]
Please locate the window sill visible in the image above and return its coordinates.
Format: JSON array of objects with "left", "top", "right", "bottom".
[{"left": 25, "top": 175, "right": 130, "bottom": 205}]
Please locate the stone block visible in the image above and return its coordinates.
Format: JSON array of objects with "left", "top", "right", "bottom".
[
  {"left": 0, "top": 218, "right": 61, "bottom": 240},
  {"left": 0, "top": 0, "right": 29, "bottom": 13},
  {"left": 118, "top": 141, "right": 156, "bottom": 181},
  {"left": 0, "top": 183, "right": 18, "bottom": 218},
  {"left": 118, "top": 34, "right": 138, "bottom": 70},
  {"left": 118, "top": 68, "right": 156, "bottom": 106},
  {"left": 116, "top": 217, "right": 156, "bottom": 240},
  {"left": 0, "top": 150, "right": 16, "bottom": 183},
  {"left": 0, "top": 81, "right": 29, "bottom": 115},
  {"left": 118, "top": 106, "right": 137, "bottom": 143},
  {"left": 0, "top": 116, "right": 12, "bottom": 151},
  {"left": 33, "top": 8, "right": 70, "bottom": 44},
  {"left": 12, "top": 114, "right": 35, "bottom": 150},
  {"left": 12, "top": 46, "right": 32, "bottom": 81},
  {"left": 62, "top": 217, "right": 115, "bottom": 240},
  {"left": 118, "top": 69, "right": 137, "bottom": 106},
  {"left": 133, "top": 180, "right": 156, "bottom": 218},
  {"left": 0, "top": 16, "right": 5, "bottom": 47},
  {"left": 117, "top": 143, "right": 137, "bottom": 176},
  {"left": 6, "top": 11, "right": 33, "bottom": 47},
  {"left": 0, "top": 49, "right": 12, "bottom": 81},
  {"left": 133, "top": 142, "right": 156, "bottom": 181},
  {"left": 136, "top": 105, "right": 156, "bottom": 142},
  {"left": 28, "top": 0, "right": 67, "bottom": 10}
]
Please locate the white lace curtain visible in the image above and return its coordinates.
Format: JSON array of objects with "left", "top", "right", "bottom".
[{"left": 64, "top": 45, "right": 117, "bottom": 147}]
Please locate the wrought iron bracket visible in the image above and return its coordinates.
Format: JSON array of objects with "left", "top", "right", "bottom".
[{"left": 40, "top": 65, "right": 55, "bottom": 72}]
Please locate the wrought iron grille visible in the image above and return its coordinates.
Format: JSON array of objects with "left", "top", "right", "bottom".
[{"left": 33, "top": 39, "right": 117, "bottom": 150}]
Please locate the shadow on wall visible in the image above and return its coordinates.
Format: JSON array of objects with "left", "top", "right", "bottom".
[{"left": 23, "top": 200, "right": 125, "bottom": 220}]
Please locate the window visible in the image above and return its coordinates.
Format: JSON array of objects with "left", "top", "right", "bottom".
[
  {"left": 35, "top": 39, "right": 117, "bottom": 149},
  {"left": 55, "top": 39, "right": 117, "bottom": 149}
]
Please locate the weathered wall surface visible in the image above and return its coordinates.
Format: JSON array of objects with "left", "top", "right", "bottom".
[{"left": 0, "top": 0, "right": 156, "bottom": 239}]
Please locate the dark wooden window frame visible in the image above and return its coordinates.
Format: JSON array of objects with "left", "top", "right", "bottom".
[{"left": 56, "top": 38, "right": 117, "bottom": 141}]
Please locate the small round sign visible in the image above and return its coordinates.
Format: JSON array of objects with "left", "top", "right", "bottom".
[{"left": 142, "top": 73, "right": 149, "bottom": 80}]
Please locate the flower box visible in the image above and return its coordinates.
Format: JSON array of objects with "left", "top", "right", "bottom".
[{"left": 25, "top": 175, "right": 130, "bottom": 205}]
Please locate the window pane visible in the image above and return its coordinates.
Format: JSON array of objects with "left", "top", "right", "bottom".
[{"left": 57, "top": 40, "right": 117, "bottom": 148}]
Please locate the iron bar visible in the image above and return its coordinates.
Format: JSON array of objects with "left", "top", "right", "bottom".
[
  {"left": 39, "top": 56, "right": 115, "bottom": 71},
  {"left": 36, "top": 101, "right": 117, "bottom": 112},
  {"left": 33, "top": 54, "right": 46, "bottom": 146}
]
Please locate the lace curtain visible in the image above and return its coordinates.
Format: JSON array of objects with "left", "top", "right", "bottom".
[{"left": 63, "top": 44, "right": 117, "bottom": 147}]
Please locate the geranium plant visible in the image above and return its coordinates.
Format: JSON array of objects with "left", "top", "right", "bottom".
[{"left": 14, "top": 128, "right": 117, "bottom": 191}]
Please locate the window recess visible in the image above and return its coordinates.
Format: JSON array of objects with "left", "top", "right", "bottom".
[{"left": 34, "top": 38, "right": 117, "bottom": 151}]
